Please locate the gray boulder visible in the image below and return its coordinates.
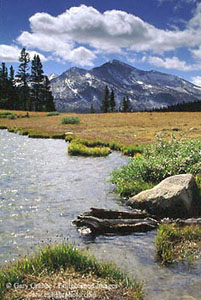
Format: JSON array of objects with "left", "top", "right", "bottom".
[{"left": 126, "top": 174, "right": 201, "bottom": 218}]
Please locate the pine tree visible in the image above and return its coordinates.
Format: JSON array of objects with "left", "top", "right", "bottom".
[
  {"left": 42, "top": 76, "right": 55, "bottom": 111},
  {"left": 122, "top": 96, "right": 131, "bottom": 112},
  {"left": 101, "top": 85, "right": 109, "bottom": 113},
  {"left": 16, "top": 48, "right": 30, "bottom": 110},
  {"left": 109, "top": 89, "right": 115, "bottom": 112},
  {"left": 7, "top": 66, "right": 17, "bottom": 109},
  {"left": 0, "top": 62, "right": 9, "bottom": 108},
  {"left": 31, "top": 54, "right": 44, "bottom": 111},
  {"left": 90, "top": 103, "right": 95, "bottom": 113}
]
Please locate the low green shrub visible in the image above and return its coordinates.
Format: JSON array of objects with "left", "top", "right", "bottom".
[
  {"left": 0, "top": 243, "right": 143, "bottom": 299},
  {"left": 68, "top": 142, "right": 111, "bottom": 157},
  {"left": 111, "top": 137, "right": 201, "bottom": 197},
  {"left": 61, "top": 116, "right": 80, "bottom": 124},
  {"left": 47, "top": 111, "right": 60, "bottom": 116},
  {"left": 0, "top": 125, "right": 7, "bottom": 130}
]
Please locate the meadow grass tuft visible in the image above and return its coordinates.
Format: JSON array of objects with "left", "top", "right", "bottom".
[
  {"left": 46, "top": 111, "right": 60, "bottom": 116},
  {"left": 68, "top": 141, "right": 111, "bottom": 157},
  {"left": 0, "top": 243, "right": 143, "bottom": 299},
  {"left": 61, "top": 116, "right": 80, "bottom": 124},
  {"left": 155, "top": 224, "right": 201, "bottom": 265},
  {"left": 19, "top": 129, "right": 29, "bottom": 136}
]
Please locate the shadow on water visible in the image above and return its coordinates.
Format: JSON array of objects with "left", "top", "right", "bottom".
[{"left": 0, "top": 130, "right": 201, "bottom": 300}]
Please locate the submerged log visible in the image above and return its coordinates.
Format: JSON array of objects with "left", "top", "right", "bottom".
[
  {"left": 73, "top": 208, "right": 201, "bottom": 236},
  {"left": 73, "top": 208, "right": 159, "bottom": 234}
]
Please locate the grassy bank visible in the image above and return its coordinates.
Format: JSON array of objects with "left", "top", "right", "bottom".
[
  {"left": 155, "top": 224, "right": 201, "bottom": 265},
  {"left": 111, "top": 137, "right": 201, "bottom": 197},
  {"left": 0, "top": 243, "right": 143, "bottom": 299}
]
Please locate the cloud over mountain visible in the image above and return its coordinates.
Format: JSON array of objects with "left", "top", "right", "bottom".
[{"left": 15, "top": 4, "right": 201, "bottom": 67}]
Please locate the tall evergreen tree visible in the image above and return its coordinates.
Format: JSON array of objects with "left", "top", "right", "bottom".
[
  {"left": 109, "top": 89, "right": 116, "bottom": 112},
  {"left": 0, "top": 62, "right": 9, "bottom": 108},
  {"left": 42, "top": 76, "right": 55, "bottom": 111},
  {"left": 101, "top": 85, "right": 109, "bottom": 113},
  {"left": 31, "top": 54, "right": 44, "bottom": 111},
  {"left": 7, "top": 65, "right": 17, "bottom": 109},
  {"left": 90, "top": 103, "right": 95, "bottom": 113},
  {"left": 9, "top": 66, "right": 15, "bottom": 83},
  {"left": 122, "top": 96, "right": 132, "bottom": 112},
  {"left": 16, "top": 48, "right": 30, "bottom": 110}
]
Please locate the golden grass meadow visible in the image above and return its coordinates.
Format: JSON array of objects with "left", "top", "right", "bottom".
[{"left": 1, "top": 110, "right": 201, "bottom": 145}]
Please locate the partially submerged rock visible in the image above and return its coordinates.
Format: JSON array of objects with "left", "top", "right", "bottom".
[{"left": 127, "top": 174, "right": 201, "bottom": 218}]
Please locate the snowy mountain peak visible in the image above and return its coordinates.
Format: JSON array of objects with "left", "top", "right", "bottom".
[
  {"left": 48, "top": 73, "right": 58, "bottom": 81},
  {"left": 50, "top": 60, "right": 201, "bottom": 113}
]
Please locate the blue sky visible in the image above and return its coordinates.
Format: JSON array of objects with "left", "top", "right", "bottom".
[{"left": 1, "top": 0, "right": 201, "bottom": 85}]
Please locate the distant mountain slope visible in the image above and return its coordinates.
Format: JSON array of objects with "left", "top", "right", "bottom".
[{"left": 50, "top": 59, "right": 201, "bottom": 112}]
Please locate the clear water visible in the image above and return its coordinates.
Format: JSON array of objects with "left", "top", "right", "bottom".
[{"left": 0, "top": 130, "right": 201, "bottom": 300}]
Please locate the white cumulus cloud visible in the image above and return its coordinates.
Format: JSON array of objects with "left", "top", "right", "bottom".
[
  {"left": 8, "top": 3, "right": 201, "bottom": 68},
  {"left": 0, "top": 44, "right": 47, "bottom": 63},
  {"left": 146, "top": 56, "right": 201, "bottom": 71}
]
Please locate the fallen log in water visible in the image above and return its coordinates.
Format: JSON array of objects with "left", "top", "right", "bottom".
[
  {"left": 73, "top": 208, "right": 201, "bottom": 235},
  {"left": 73, "top": 208, "right": 159, "bottom": 234}
]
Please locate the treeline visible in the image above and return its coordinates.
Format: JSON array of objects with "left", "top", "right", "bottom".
[
  {"left": 93, "top": 85, "right": 132, "bottom": 113},
  {"left": 0, "top": 48, "right": 55, "bottom": 111},
  {"left": 152, "top": 100, "right": 201, "bottom": 112}
]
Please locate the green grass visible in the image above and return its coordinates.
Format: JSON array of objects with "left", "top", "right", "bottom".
[
  {"left": 28, "top": 133, "right": 51, "bottom": 139},
  {"left": 111, "top": 137, "right": 201, "bottom": 197},
  {"left": 18, "top": 129, "right": 29, "bottom": 136},
  {"left": 68, "top": 141, "right": 111, "bottom": 157},
  {"left": 0, "top": 125, "right": 8, "bottom": 129},
  {"left": 121, "top": 144, "right": 145, "bottom": 156},
  {"left": 0, "top": 112, "right": 17, "bottom": 119},
  {"left": 51, "top": 133, "right": 66, "bottom": 139},
  {"left": 155, "top": 224, "right": 201, "bottom": 265},
  {"left": 7, "top": 127, "right": 19, "bottom": 133},
  {"left": 0, "top": 243, "right": 143, "bottom": 299},
  {"left": 73, "top": 137, "right": 109, "bottom": 147},
  {"left": 61, "top": 116, "right": 80, "bottom": 124}
]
